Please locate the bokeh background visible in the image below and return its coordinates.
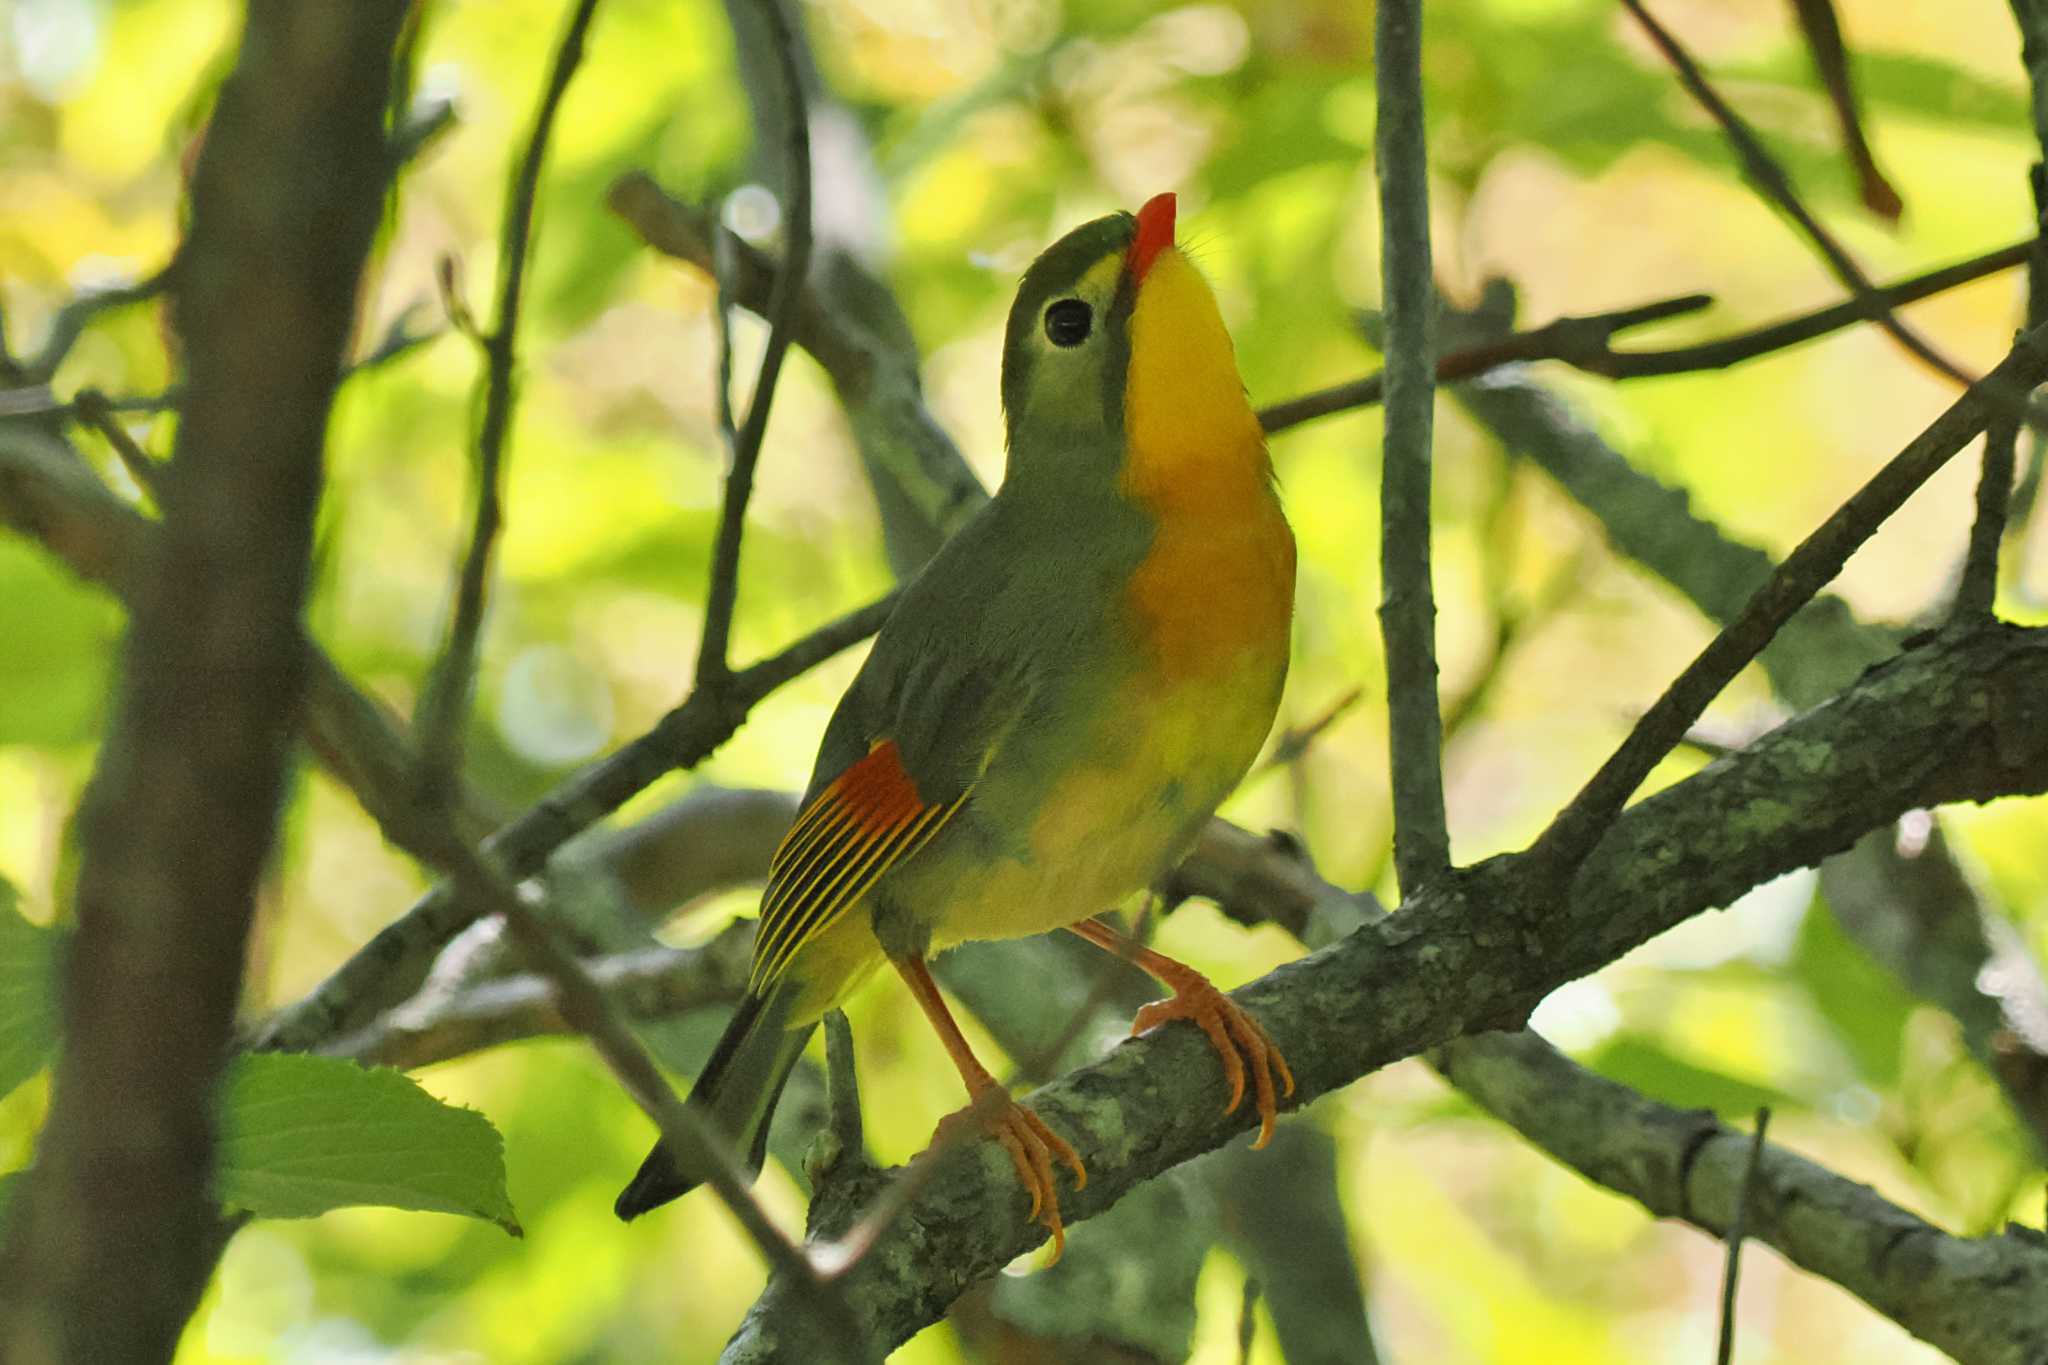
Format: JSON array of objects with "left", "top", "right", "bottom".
[{"left": 5, "top": 0, "right": 2048, "bottom": 1359}]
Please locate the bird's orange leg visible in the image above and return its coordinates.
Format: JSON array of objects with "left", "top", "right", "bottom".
[
  {"left": 891, "top": 954, "right": 1086, "bottom": 1260},
  {"left": 1067, "top": 916, "right": 1296, "bottom": 1148}
]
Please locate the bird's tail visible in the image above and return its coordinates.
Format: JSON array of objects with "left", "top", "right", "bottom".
[{"left": 613, "top": 986, "right": 813, "bottom": 1221}]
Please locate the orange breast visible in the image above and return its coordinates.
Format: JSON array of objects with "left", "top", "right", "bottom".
[{"left": 1124, "top": 448, "right": 1295, "bottom": 686}]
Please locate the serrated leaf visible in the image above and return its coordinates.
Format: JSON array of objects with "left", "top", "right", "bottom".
[
  {"left": 216, "top": 1053, "right": 521, "bottom": 1236},
  {"left": 0, "top": 881, "right": 61, "bottom": 1103}
]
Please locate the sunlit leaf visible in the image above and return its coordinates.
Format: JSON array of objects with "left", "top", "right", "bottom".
[{"left": 216, "top": 1053, "right": 521, "bottom": 1236}]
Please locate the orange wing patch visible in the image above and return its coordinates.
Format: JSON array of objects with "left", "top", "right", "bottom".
[{"left": 748, "top": 740, "right": 966, "bottom": 993}]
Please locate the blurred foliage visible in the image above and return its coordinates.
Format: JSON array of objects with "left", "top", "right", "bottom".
[{"left": 5, "top": 0, "right": 2048, "bottom": 1360}]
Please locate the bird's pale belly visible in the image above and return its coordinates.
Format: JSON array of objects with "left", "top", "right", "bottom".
[{"left": 931, "top": 652, "right": 1285, "bottom": 948}]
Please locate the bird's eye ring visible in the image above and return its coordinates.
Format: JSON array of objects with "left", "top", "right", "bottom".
[{"left": 1043, "top": 298, "right": 1093, "bottom": 348}]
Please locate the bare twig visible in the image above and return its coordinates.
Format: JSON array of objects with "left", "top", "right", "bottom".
[
  {"left": 820, "top": 1008, "right": 864, "bottom": 1162},
  {"left": 23, "top": 264, "right": 175, "bottom": 387},
  {"left": 1374, "top": 0, "right": 1449, "bottom": 892},
  {"left": 1256, "top": 238, "right": 2034, "bottom": 436},
  {"left": 1527, "top": 324, "right": 2048, "bottom": 889},
  {"left": 324, "top": 928, "right": 754, "bottom": 1069},
  {"left": 1790, "top": 0, "right": 1901, "bottom": 220},
  {"left": 1716, "top": 1107, "right": 1772, "bottom": 1365},
  {"left": 1620, "top": 0, "right": 1973, "bottom": 388},
  {"left": 414, "top": 0, "right": 603, "bottom": 806},
  {"left": 1458, "top": 369, "right": 2048, "bottom": 1154},
  {"left": 1258, "top": 686, "right": 1364, "bottom": 773},
  {"left": 427, "top": 837, "right": 870, "bottom": 1361},
  {"left": 249, "top": 587, "right": 896, "bottom": 1053},
  {"left": 70, "top": 391, "right": 166, "bottom": 500},
  {"left": 1959, "top": 405, "right": 2019, "bottom": 620},
  {"left": 697, "top": 0, "right": 813, "bottom": 686}
]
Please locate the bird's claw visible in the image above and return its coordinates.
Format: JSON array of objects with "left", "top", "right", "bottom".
[
  {"left": 1131, "top": 974, "right": 1296, "bottom": 1148},
  {"left": 936, "top": 1085, "right": 1087, "bottom": 1263}
]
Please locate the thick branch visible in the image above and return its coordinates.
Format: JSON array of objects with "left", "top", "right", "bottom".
[
  {"left": 0, "top": 6, "right": 407, "bottom": 1360},
  {"left": 1456, "top": 368, "right": 2048, "bottom": 1152},
  {"left": 725, "top": 622, "right": 2048, "bottom": 1359},
  {"left": 1528, "top": 327, "right": 2048, "bottom": 883},
  {"left": 1439, "top": 1030, "right": 2048, "bottom": 1365}
]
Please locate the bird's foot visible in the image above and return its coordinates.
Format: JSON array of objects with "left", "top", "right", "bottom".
[
  {"left": 935, "top": 1082, "right": 1087, "bottom": 1262},
  {"left": 1130, "top": 965, "right": 1296, "bottom": 1148}
]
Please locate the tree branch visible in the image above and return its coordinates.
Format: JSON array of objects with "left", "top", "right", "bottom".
[
  {"left": 1526, "top": 326, "right": 2048, "bottom": 887},
  {"left": 1454, "top": 368, "right": 2048, "bottom": 1154},
  {"left": 415, "top": 0, "right": 603, "bottom": 803},
  {"left": 0, "top": 6, "right": 408, "bottom": 1360},
  {"left": 723, "top": 621, "right": 2048, "bottom": 1359},
  {"left": 1256, "top": 237, "right": 2034, "bottom": 436},
  {"left": 697, "top": 0, "right": 813, "bottom": 685},
  {"left": 250, "top": 587, "right": 893, "bottom": 1052},
  {"left": 1439, "top": 1031, "right": 2048, "bottom": 1365},
  {"left": 1620, "top": 0, "right": 1976, "bottom": 389},
  {"left": 1373, "top": 0, "right": 1449, "bottom": 891}
]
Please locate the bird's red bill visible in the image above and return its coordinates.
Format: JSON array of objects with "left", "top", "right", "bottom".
[{"left": 1129, "top": 192, "right": 1176, "bottom": 284}]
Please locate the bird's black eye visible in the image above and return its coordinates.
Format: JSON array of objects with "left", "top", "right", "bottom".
[{"left": 1043, "top": 298, "right": 1092, "bottom": 348}]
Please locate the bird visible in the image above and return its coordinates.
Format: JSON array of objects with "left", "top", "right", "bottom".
[{"left": 614, "top": 192, "right": 1296, "bottom": 1255}]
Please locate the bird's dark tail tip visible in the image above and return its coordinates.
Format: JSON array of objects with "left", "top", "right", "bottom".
[
  {"left": 611, "top": 992, "right": 810, "bottom": 1222},
  {"left": 614, "top": 1147, "right": 690, "bottom": 1221}
]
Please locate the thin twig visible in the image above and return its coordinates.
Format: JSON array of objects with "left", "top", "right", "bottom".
[
  {"left": 1527, "top": 323, "right": 2048, "bottom": 889},
  {"left": 1790, "top": 0, "right": 1901, "bottom": 220},
  {"left": 433, "top": 842, "right": 872, "bottom": 1362},
  {"left": 696, "top": 0, "right": 814, "bottom": 686},
  {"left": 1715, "top": 1107, "right": 1773, "bottom": 1365},
  {"left": 414, "top": 0, "right": 602, "bottom": 806},
  {"left": 1257, "top": 686, "right": 1365, "bottom": 773},
  {"left": 70, "top": 391, "right": 166, "bottom": 501},
  {"left": 1958, "top": 404, "right": 2019, "bottom": 620},
  {"left": 1374, "top": 0, "right": 1449, "bottom": 892},
  {"left": 1620, "top": 0, "right": 1974, "bottom": 389},
  {"left": 821, "top": 1008, "right": 864, "bottom": 1160},
  {"left": 249, "top": 587, "right": 896, "bottom": 1053},
  {"left": 1256, "top": 238, "right": 2034, "bottom": 436},
  {"left": 24, "top": 264, "right": 175, "bottom": 386}
]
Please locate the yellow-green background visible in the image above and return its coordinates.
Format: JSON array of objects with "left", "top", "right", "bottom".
[{"left": 3, "top": 0, "right": 2045, "bottom": 1359}]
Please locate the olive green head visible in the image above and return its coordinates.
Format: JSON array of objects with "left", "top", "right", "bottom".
[{"left": 998, "top": 210, "right": 1139, "bottom": 470}]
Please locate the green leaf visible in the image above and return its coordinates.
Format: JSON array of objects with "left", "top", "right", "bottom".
[
  {"left": 216, "top": 1053, "right": 521, "bottom": 1236},
  {"left": 0, "top": 881, "right": 61, "bottom": 1103}
]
